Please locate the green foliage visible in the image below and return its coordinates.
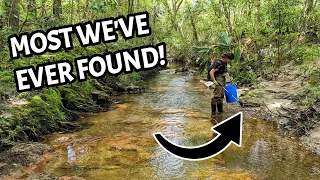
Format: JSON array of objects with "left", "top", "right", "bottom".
[
  {"left": 233, "top": 48, "right": 241, "bottom": 64},
  {"left": 192, "top": 32, "right": 233, "bottom": 73},
  {"left": 229, "top": 57, "right": 257, "bottom": 85},
  {"left": 0, "top": 70, "right": 14, "bottom": 82},
  {"left": 17, "top": 92, "right": 32, "bottom": 100},
  {"left": 57, "top": 82, "right": 93, "bottom": 110},
  {"left": 293, "top": 45, "right": 320, "bottom": 63},
  {"left": 0, "top": 89, "right": 66, "bottom": 142},
  {"left": 300, "top": 68, "right": 320, "bottom": 105},
  {"left": 120, "top": 72, "right": 143, "bottom": 86},
  {"left": 90, "top": 0, "right": 117, "bottom": 13},
  {"left": 214, "top": 32, "right": 232, "bottom": 52},
  {"left": 192, "top": 46, "right": 213, "bottom": 73},
  {"left": 0, "top": 70, "right": 15, "bottom": 95},
  {"left": 228, "top": 48, "right": 257, "bottom": 84},
  {"left": 308, "top": 69, "right": 320, "bottom": 86},
  {"left": 303, "top": 85, "right": 320, "bottom": 105}
]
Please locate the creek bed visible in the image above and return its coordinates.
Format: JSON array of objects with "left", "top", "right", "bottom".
[{"left": 36, "top": 70, "right": 320, "bottom": 179}]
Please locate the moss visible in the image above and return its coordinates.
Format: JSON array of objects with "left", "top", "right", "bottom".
[
  {"left": 120, "top": 72, "right": 143, "bottom": 86},
  {"left": 0, "top": 88, "right": 82, "bottom": 144},
  {"left": 17, "top": 92, "right": 28, "bottom": 99},
  {"left": 244, "top": 89, "right": 264, "bottom": 97},
  {"left": 90, "top": 79, "right": 113, "bottom": 94},
  {"left": 12, "top": 90, "right": 65, "bottom": 137},
  {"left": 0, "top": 70, "right": 15, "bottom": 95},
  {"left": 100, "top": 75, "right": 124, "bottom": 91},
  {"left": 239, "top": 89, "right": 265, "bottom": 107}
]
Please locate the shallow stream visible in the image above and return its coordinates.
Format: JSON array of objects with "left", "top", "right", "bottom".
[{"left": 36, "top": 69, "right": 320, "bottom": 179}]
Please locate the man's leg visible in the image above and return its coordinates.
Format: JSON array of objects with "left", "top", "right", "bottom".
[
  {"left": 211, "top": 96, "right": 217, "bottom": 114},
  {"left": 216, "top": 76, "right": 226, "bottom": 113},
  {"left": 217, "top": 100, "right": 223, "bottom": 112},
  {"left": 212, "top": 86, "right": 222, "bottom": 114}
]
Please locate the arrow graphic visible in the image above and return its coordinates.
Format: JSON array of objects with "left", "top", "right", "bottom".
[{"left": 153, "top": 112, "right": 243, "bottom": 161}]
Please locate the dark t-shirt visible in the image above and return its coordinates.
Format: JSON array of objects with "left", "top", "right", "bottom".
[{"left": 207, "top": 60, "right": 227, "bottom": 80}]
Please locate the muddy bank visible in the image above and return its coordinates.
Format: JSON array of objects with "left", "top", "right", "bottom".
[{"left": 238, "top": 61, "right": 320, "bottom": 155}]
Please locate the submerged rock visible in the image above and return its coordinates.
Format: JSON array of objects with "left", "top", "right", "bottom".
[
  {"left": 175, "top": 67, "right": 189, "bottom": 73},
  {"left": 124, "top": 85, "right": 144, "bottom": 94}
]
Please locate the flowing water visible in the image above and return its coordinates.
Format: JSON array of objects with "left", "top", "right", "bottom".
[{"left": 36, "top": 69, "right": 320, "bottom": 180}]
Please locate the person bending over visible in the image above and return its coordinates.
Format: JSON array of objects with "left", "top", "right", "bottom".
[{"left": 208, "top": 53, "right": 234, "bottom": 114}]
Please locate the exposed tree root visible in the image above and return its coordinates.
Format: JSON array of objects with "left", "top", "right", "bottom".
[{"left": 279, "top": 106, "right": 319, "bottom": 136}]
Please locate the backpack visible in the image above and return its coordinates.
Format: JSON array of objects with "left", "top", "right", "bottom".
[{"left": 207, "top": 60, "right": 224, "bottom": 80}]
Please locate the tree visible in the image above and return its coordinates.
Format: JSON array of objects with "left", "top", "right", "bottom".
[
  {"left": 53, "top": 0, "right": 62, "bottom": 18},
  {"left": 8, "top": 0, "right": 20, "bottom": 31},
  {"left": 128, "top": 0, "right": 134, "bottom": 14},
  {"left": 83, "top": 0, "right": 89, "bottom": 20},
  {"left": 220, "top": 0, "right": 232, "bottom": 34},
  {"left": 185, "top": 1, "right": 204, "bottom": 44},
  {"left": 164, "top": 0, "right": 184, "bottom": 32}
]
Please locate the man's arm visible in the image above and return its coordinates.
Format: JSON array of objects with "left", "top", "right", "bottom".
[
  {"left": 210, "top": 68, "right": 220, "bottom": 86},
  {"left": 210, "top": 69, "right": 215, "bottom": 81}
]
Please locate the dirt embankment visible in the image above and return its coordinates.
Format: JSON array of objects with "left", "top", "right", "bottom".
[{"left": 238, "top": 60, "right": 320, "bottom": 155}]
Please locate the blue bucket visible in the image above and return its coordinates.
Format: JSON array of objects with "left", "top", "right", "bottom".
[{"left": 224, "top": 84, "right": 238, "bottom": 103}]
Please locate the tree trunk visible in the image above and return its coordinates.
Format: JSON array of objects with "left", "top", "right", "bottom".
[
  {"left": 53, "top": 0, "right": 62, "bottom": 18},
  {"left": 0, "top": 14, "right": 3, "bottom": 51},
  {"left": 300, "top": 0, "right": 315, "bottom": 33},
  {"left": 190, "top": 17, "right": 198, "bottom": 43},
  {"left": 116, "top": 0, "right": 122, "bottom": 16},
  {"left": 83, "top": 0, "right": 89, "bottom": 20},
  {"left": 40, "top": 0, "right": 46, "bottom": 17},
  {"left": 165, "top": 0, "right": 183, "bottom": 32},
  {"left": 8, "top": 0, "right": 20, "bottom": 31},
  {"left": 77, "top": 0, "right": 80, "bottom": 19},
  {"left": 70, "top": 0, "right": 74, "bottom": 24},
  {"left": 255, "top": 1, "right": 261, "bottom": 34},
  {"left": 220, "top": 0, "right": 232, "bottom": 34},
  {"left": 23, "top": 0, "right": 37, "bottom": 31},
  {"left": 305, "top": 0, "right": 315, "bottom": 29},
  {"left": 277, "top": 0, "right": 281, "bottom": 67},
  {"left": 128, "top": 0, "right": 134, "bottom": 14},
  {"left": 150, "top": 11, "right": 156, "bottom": 45}
]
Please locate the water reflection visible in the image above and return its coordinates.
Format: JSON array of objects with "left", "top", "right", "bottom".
[
  {"left": 210, "top": 113, "right": 225, "bottom": 125},
  {"left": 247, "top": 139, "right": 272, "bottom": 178}
]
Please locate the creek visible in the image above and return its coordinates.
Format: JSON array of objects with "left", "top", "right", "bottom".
[{"left": 35, "top": 67, "right": 320, "bottom": 179}]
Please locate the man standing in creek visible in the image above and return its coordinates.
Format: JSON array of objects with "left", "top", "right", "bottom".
[{"left": 208, "top": 53, "right": 234, "bottom": 114}]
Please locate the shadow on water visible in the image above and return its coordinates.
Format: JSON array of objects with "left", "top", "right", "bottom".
[{"left": 37, "top": 71, "right": 320, "bottom": 179}]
